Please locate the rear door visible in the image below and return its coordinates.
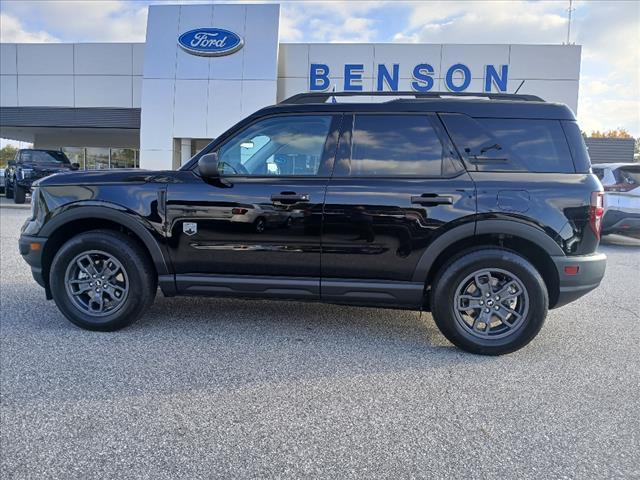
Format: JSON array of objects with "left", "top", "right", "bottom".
[{"left": 321, "top": 113, "right": 476, "bottom": 308}]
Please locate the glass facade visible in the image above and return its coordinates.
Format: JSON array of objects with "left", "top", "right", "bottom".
[
  {"left": 110, "top": 148, "right": 139, "bottom": 168},
  {"left": 60, "top": 147, "right": 140, "bottom": 170}
]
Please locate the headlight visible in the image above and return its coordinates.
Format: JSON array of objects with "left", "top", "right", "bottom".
[{"left": 20, "top": 168, "right": 34, "bottom": 179}]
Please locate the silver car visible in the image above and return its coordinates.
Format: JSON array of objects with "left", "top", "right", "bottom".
[{"left": 592, "top": 163, "right": 640, "bottom": 235}]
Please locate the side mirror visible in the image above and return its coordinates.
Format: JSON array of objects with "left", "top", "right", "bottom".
[
  {"left": 71, "top": 163, "right": 80, "bottom": 170},
  {"left": 8, "top": 160, "right": 16, "bottom": 167},
  {"left": 198, "top": 152, "right": 220, "bottom": 178}
]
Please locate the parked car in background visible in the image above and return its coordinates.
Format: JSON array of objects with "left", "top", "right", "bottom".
[
  {"left": 4, "top": 149, "right": 79, "bottom": 204},
  {"left": 592, "top": 163, "right": 640, "bottom": 235},
  {"left": 0, "top": 168, "right": 5, "bottom": 194}
]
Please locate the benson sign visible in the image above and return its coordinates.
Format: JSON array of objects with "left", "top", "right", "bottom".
[
  {"left": 309, "top": 63, "right": 510, "bottom": 93},
  {"left": 178, "top": 28, "right": 244, "bottom": 57}
]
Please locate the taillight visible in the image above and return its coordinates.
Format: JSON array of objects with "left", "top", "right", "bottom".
[
  {"left": 231, "top": 208, "right": 248, "bottom": 215},
  {"left": 604, "top": 183, "right": 635, "bottom": 192},
  {"left": 589, "top": 191, "right": 604, "bottom": 239}
]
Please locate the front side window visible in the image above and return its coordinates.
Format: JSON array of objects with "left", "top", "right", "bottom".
[
  {"left": 347, "top": 114, "right": 445, "bottom": 177},
  {"left": 217, "top": 115, "right": 332, "bottom": 176}
]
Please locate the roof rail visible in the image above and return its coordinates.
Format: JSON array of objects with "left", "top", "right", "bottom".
[{"left": 280, "top": 91, "right": 545, "bottom": 104}]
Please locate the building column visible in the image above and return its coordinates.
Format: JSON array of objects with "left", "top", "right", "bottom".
[{"left": 180, "top": 138, "right": 192, "bottom": 166}]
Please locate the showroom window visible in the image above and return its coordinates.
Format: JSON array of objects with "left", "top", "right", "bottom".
[
  {"left": 110, "top": 148, "right": 139, "bottom": 168},
  {"left": 62, "top": 147, "right": 86, "bottom": 169},
  {"left": 85, "top": 147, "right": 110, "bottom": 169},
  {"left": 59, "top": 147, "right": 140, "bottom": 169}
]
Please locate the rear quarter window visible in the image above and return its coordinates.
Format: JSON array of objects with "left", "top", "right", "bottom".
[
  {"left": 440, "top": 114, "right": 575, "bottom": 173},
  {"left": 561, "top": 121, "right": 591, "bottom": 173}
]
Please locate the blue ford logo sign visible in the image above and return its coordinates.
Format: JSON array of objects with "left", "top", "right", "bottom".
[{"left": 178, "top": 28, "right": 244, "bottom": 57}]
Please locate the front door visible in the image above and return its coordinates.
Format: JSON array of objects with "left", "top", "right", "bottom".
[
  {"left": 166, "top": 113, "right": 340, "bottom": 299},
  {"left": 321, "top": 113, "right": 476, "bottom": 307}
]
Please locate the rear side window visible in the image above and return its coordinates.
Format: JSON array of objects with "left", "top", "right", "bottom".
[
  {"left": 347, "top": 114, "right": 445, "bottom": 177},
  {"left": 441, "top": 114, "right": 575, "bottom": 173}
]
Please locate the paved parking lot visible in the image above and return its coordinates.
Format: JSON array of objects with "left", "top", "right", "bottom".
[{"left": 1, "top": 204, "right": 639, "bottom": 479}]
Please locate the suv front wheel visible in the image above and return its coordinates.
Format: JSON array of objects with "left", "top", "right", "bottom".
[
  {"left": 5, "top": 180, "right": 14, "bottom": 199},
  {"left": 50, "top": 230, "right": 157, "bottom": 331},
  {"left": 431, "top": 249, "right": 548, "bottom": 355},
  {"left": 13, "top": 181, "right": 26, "bottom": 204}
]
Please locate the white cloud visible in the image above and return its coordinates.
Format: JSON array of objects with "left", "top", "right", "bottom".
[
  {"left": 395, "top": 1, "right": 569, "bottom": 44},
  {"left": 393, "top": 0, "right": 640, "bottom": 136},
  {"left": 279, "top": 9, "right": 303, "bottom": 42},
  {"left": 280, "top": 1, "right": 386, "bottom": 43},
  {"left": 1, "top": 1, "right": 147, "bottom": 42},
  {"left": 0, "top": 13, "right": 59, "bottom": 42}
]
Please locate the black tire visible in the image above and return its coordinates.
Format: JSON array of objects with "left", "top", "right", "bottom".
[
  {"left": 49, "top": 229, "right": 157, "bottom": 331},
  {"left": 430, "top": 248, "right": 548, "bottom": 355},
  {"left": 13, "top": 182, "right": 26, "bottom": 204},
  {"left": 5, "top": 181, "right": 14, "bottom": 199}
]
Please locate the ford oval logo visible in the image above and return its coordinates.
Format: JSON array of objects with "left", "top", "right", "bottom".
[{"left": 178, "top": 28, "right": 244, "bottom": 57}]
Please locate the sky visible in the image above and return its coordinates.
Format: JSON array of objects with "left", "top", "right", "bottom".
[{"left": 0, "top": 0, "right": 639, "bottom": 138}]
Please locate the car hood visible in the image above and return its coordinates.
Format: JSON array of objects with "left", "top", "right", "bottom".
[{"left": 33, "top": 169, "right": 167, "bottom": 187}]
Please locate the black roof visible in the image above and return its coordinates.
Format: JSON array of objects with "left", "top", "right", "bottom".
[{"left": 258, "top": 91, "right": 576, "bottom": 121}]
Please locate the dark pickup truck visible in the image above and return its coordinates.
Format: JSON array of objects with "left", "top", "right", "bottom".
[{"left": 5, "top": 149, "right": 79, "bottom": 204}]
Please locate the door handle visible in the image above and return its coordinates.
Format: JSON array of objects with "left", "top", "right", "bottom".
[
  {"left": 271, "top": 193, "right": 310, "bottom": 203},
  {"left": 411, "top": 194, "right": 453, "bottom": 206}
]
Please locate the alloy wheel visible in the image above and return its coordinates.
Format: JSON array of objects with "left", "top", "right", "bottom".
[
  {"left": 453, "top": 268, "right": 529, "bottom": 340},
  {"left": 64, "top": 250, "right": 129, "bottom": 317}
]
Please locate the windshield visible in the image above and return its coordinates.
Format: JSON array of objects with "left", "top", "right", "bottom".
[{"left": 21, "top": 150, "right": 70, "bottom": 164}]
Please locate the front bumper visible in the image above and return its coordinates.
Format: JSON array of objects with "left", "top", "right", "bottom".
[
  {"left": 551, "top": 252, "right": 606, "bottom": 308},
  {"left": 19, "top": 234, "right": 49, "bottom": 295}
]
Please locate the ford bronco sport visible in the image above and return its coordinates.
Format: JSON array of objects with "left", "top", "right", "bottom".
[{"left": 19, "top": 92, "right": 606, "bottom": 355}]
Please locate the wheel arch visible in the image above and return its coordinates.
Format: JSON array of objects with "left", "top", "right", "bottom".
[
  {"left": 414, "top": 220, "right": 563, "bottom": 309},
  {"left": 40, "top": 205, "right": 170, "bottom": 294}
]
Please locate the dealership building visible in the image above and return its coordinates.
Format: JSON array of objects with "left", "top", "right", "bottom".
[{"left": 0, "top": 3, "right": 582, "bottom": 170}]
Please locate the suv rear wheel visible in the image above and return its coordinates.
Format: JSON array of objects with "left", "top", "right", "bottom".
[
  {"left": 431, "top": 248, "right": 548, "bottom": 355},
  {"left": 50, "top": 230, "right": 157, "bottom": 331}
]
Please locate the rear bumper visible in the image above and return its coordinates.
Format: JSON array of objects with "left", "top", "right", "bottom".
[{"left": 551, "top": 253, "right": 606, "bottom": 308}]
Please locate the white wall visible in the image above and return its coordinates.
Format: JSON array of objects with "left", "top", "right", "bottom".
[
  {"left": 0, "top": 43, "right": 144, "bottom": 108},
  {"left": 139, "top": 3, "right": 280, "bottom": 170},
  {"left": 277, "top": 43, "right": 581, "bottom": 112}
]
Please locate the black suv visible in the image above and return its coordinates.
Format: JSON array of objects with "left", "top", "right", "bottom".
[
  {"left": 5, "top": 149, "right": 78, "bottom": 204},
  {"left": 18, "top": 92, "right": 606, "bottom": 355}
]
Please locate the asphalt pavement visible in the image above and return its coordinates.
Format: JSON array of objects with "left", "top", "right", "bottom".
[{"left": 1, "top": 204, "right": 639, "bottom": 479}]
